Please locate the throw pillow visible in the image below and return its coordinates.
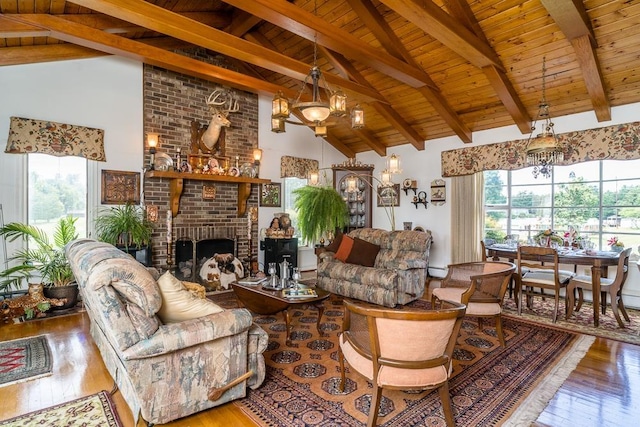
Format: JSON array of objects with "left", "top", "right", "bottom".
[
  {"left": 156, "top": 271, "right": 224, "bottom": 324},
  {"left": 334, "top": 235, "right": 354, "bottom": 262},
  {"left": 346, "top": 237, "right": 380, "bottom": 267},
  {"left": 325, "top": 231, "right": 344, "bottom": 253}
]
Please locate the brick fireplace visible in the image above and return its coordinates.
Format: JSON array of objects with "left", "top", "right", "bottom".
[{"left": 142, "top": 50, "right": 259, "bottom": 271}]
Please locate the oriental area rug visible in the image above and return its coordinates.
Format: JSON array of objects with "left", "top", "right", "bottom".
[
  {"left": 210, "top": 293, "right": 594, "bottom": 426},
  {"left": 0, "top": 335, "right": 52, "bottom": 387},
  {"left": 502, "top": 296, "right": 640, "bottom": 345},
  {"left": 0, "top": 390, "right": 123, "bottom": 427}
]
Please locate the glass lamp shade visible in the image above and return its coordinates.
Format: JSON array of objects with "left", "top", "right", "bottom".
[
  {"left": 147, "top": 132, "right": 159, "bottom": 150},
  {"left": 526, "top": 133, "right": 564, "bottom": 165},
  {"left": 351, "top": 104, "right": 364, "bottom": 129},
  {"left": 387, "top": 153, "right": 402, "bottom": 174},
  {"left": 271, "top": 118, "right": 285, "bottom": 133},
  {"left": 296, "top": 102, "right": 331, "bottom": 122},
  {"left": 309, "top": 171, "right": 319, "bottom": 186},
  {"left": 330, "top": 90, "right": 347, "bottom": 117},
  {"left": 271, "top": 91, "right": 290, "bottom": 119},
  {"left": 253, "top": 148, "right": 263, "bottom": 163},
  {"left": 380, "top": 170, "right": 391, "bottom": 186},
  {"left": 346, "top": 176, "right": 358, "bottom": 193},
  {"left": 314, "top": 125, "right": 327, "bottom": 137}
]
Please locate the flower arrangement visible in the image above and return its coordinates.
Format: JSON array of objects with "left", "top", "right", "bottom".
[
  {"left": 534, "top": 229, "right": 564, "bottom": 244},
  {"left": 607, "top": 237, "right": 624, "bottom": 247}
]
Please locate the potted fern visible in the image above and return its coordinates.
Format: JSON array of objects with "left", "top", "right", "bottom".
[
  {"left": 94, "top": 203, "right": 153, "bottom": 265},
  {"left": 293, "top": 185, "right": 349, "bottom": 244},
  {"left": 0, "top": 215, "right": 79, "bottom": 309}
]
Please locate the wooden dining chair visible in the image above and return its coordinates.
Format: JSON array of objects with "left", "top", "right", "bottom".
[
  {"left": 516, "top": 246, "right": 575, "bottom": 323},
  {"left": 338, "top": 299, "right": 466, "bottom": 427},
  {"left": 431, "top": 261, "right": 516, "bottom": 346},
  {"left": 566, "top": 247, "right": 632, "bottom": 328}
]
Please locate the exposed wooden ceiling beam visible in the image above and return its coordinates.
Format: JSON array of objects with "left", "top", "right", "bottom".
[
  {"left": 444, "top": 0, "right": 531, "bottom": 134},
  {"left": 225, "top": 9, "right": 262, "bottom": 37},
  {"left": 322, "top": 46, "right": 424, "bottom": 151},
  {"left": 2, "top": 14, "right": 289, "bottom": 97},
  {"left": 221, "top": 0, "right": 439, "bottom": 90},
  {"left": 377, "top": 0, "right": 503, "bottom": 69},
  {"left": 0, "top": 43, "right": 105, "bottom": 66},
  {"left": 58, "top": 0, "right": 387, "bottom": 104},
  {"left": 540, "top": 0, "right": 610, "bottom": 121}
]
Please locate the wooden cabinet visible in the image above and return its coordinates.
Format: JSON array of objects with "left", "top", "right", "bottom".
[{"left": 332, "top": 164, "right": 374, "bottom": 232}]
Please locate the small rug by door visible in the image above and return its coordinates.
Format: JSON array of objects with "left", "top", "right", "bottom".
[
  {"left": 0, "top": 390, "right": 123, "bottom": 427},
  {"left": 0, "top": 335, "right": 52, "bottom": 387},
  {"left": 219, "top": 295, "right": 594, "bottom": 426},
  {"left": 502, "top": 296, "right": 640, "bottom": 345}
]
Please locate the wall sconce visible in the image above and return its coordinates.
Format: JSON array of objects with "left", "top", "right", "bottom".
[
  {"left": 147, "top": 132, "right": 159, "bottom": 170},
  {"left": 253, "top": 148, "right": 263, "bottom": 177},
  {"left": 386, "top": 153, "right": 402, "bottom": 174}
]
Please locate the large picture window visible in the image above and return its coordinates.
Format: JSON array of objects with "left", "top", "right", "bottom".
[
  {"left": 484, "top": 159, "right": 640, "bottom": 253},
  {"left": 28, "top": 154, "right": 88, "bottom": 239}
]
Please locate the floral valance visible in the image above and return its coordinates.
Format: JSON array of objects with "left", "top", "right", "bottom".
[
  {"left": 5, "top": 116, "right": 106, "bottom": 161},
  {"left": 441, "top": 121, "right": 640, "bottom": 177},
  {"left": 280, "top": 155, "right": 319, "bottom": 179}
]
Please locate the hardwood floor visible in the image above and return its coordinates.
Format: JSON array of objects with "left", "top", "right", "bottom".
[{"left": 1, "top": 293, "right": 639, "bottom": 426}]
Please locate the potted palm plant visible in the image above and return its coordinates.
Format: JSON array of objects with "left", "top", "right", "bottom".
[
  {"left": 293, "top": 185, "right": 349, "bottom": 244},
  {"left": 0, "top": 215, "right": 79, "bottom": 309},
  {"left": 94, "top": 203, "right": 153, "bottom": 265}
]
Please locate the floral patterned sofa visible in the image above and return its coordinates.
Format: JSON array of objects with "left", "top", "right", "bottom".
[
  {"left": 65, "top": 239, "right": 268, "bottom": 426},
  {"left": 317, "top": 228, "right": 432, "bottom": 307}
]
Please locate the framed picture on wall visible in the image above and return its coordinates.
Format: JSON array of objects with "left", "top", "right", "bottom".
[
  {"left": 260, "top": 183, "right": 281, "bottom": 207},
  {"left": 101, "top": 169, "right": 140, "bottom": 204},
  {"left": 377, "top": 184, "right": 400, "bottom": 207}
]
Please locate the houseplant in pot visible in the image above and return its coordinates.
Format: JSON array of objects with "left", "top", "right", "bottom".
[
  {"left": 94, "top": 203, "right": 153, "bottom": 265},
  {"left": 293, "top": 185, "right": 349, "bottom": 244},
  {"left": 0, "top": 215, "right": 79, "bottom": 310}
]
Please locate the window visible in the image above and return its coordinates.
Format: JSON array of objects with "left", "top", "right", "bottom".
[
  {"left": 283, "top": 177, "right": 307, "bottom": 241},
  {"left": 28, "top": 154, "right": 88, "bottom": 238},
  {"left": 484, "top": 159, "right": 640, "bottom": 252}
]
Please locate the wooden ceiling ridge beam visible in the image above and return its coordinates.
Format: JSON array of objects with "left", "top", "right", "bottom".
[
  {"left": 443, "top": 0, "right": 531, "bottom": 134},
  {"left": 319, "top": 42, "right": 425, "bottom": 151},
  {"left": 1, "top": 14, "right": 289, "bottom": 97},
  {"left": 540, "top": 0, "right": 610, "bottom": 122},
  {"left": 220, "top": 0, "right": 439, "bottom": 90},
  {"left": 0, "top": 43, "right": 106, "bottom": 66},
  {"left": 377, "top": 0, "right": 503, "bottom": 70},
  {"left": 65, "top": 0, "right": 386, "bottom": 104},
  {"left": 343, "top": 0, "right": 470, "bottom": 145}
]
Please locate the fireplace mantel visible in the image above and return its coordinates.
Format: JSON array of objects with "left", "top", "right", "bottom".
[{"left": 145, "top": 170, "right": 270, "bottom": 217}]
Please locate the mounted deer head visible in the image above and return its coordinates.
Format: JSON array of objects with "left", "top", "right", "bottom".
[{"left": 200, "top": 90, "right": 240, "bottom": 153}]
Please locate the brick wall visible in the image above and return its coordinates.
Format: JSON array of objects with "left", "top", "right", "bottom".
[{"left": 143, "top": 50, "right": 259, "bottom": 270}]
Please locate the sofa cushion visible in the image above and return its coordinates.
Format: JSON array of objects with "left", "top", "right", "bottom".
[
  {"left": 157, "top": 271, "right": 224, "bottom": 323},
  {"left": 335, "top": 235, "right": 354, "bottom": 262},
  {"left": 325, "top": 231, "right": 343, "bottom": 253},
  {"left": 346, "top": 237, "right": 380, "bottom": 267},
  {"left": 126, "top": 303, "right": 160, "bottom": 339}
]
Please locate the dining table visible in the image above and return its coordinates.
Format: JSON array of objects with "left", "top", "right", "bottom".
[{"left": 486, "top": 244, "right": 621, "bottom": 326}]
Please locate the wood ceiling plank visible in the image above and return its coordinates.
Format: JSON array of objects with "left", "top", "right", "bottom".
[{"left": 66, "top": 0, "right": 387, "bottom": 104}]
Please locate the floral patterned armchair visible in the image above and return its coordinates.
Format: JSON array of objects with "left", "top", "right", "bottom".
[
  {"left": 65, "top": 239, "right": 268, "bottom": 426},
  {"left": 317, "top": 229, "right": 432, "bottom": 307}
]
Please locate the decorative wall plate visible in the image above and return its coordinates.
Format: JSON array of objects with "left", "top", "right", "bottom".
[
  {"left": 228, "top": 166, "right": 240, "bottom": 177},
  {"left": 154, "top": 152, "right": 173, "bottom": 171}
]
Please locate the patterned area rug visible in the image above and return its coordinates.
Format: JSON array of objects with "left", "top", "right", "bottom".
[
  {"left": 502, "top": 295, "right": 640, "bottom": 345},
  {"left": 0, "top": 390, "right": 123, "bottom": 426},
  {"left": 212, "top": 294, "right": 593, "bottom": 426},
  {"left": 0, "top": 335, "right": 52, "bottom": 387}
]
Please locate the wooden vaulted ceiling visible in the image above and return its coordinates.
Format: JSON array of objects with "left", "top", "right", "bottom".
[{"left": 1, "top": 0, "right": 639, "bottom": 158}]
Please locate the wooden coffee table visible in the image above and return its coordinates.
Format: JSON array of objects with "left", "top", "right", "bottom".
[{"left": 231, "top": 282, "right": 330, "bottom": 345}]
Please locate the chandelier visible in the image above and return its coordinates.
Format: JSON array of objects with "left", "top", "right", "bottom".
[
  {"left": 270, "top": 2, "right": 364, "bottom": 137},
  {"left": 525, "top": 57, "right": 563, "bottom": 179}
]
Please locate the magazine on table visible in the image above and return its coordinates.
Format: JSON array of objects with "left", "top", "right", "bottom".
[
  {"left": 237, "top": 277, "right": 268, "bottom": 286},
  {"left": 282, "top": 288, "right": 317, "bottom": 298}
]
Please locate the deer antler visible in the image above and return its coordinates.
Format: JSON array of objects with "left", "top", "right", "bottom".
[
  {"left": 206, "top": 90, "right": 240, "bottom": 115},
  {"left": 206, "top": 90, "right": 226, "bottom": 106}
]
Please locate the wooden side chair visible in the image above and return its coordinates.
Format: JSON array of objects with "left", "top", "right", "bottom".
[
  {"left": 567, "top": 247, "right": 632, "bottom": 328},
  {"left": 431, "top": 261, "right": 516, "bottom": 346},
  {"left": 338, "top": 299, "right": 466, "bottom": 427},
  {"left": 516, "top": 246, "right": 575, "bottom": 323}
]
